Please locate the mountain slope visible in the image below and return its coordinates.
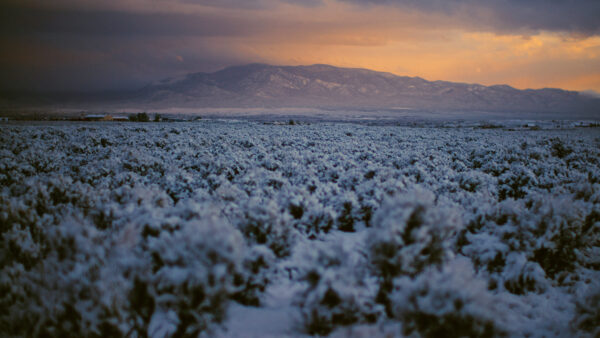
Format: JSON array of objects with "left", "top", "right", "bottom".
[
  {"left": 133, "top": 63, "right": 597, "bottom": 113},
  {"left": 2, "top": 63, "right": 599, "bottom": 115}
]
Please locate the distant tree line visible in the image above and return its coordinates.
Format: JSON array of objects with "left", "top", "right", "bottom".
[
  {"left": 128, "top": 113, "right": 162, "bottom": 122},
  {"left": 129, "top": 112, "right": 149, "bottom": 122}
]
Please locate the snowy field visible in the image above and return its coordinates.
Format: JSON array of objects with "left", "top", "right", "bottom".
[{"left": 1, "top": 121, "right": 599, "bottom": 337}]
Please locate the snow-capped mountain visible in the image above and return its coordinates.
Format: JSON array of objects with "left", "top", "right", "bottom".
[
  {"left": 131, "top": 63, "right": 598, "bottom": 113},
  {"left": 2, "top": 63, "right": 598, "bottom": 115}
]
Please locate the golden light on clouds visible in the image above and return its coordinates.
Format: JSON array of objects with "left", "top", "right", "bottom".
[
  {"left": 1, "top": 0, "right": 600, "bottom": 92},
  {"left": 177, "top": 0, "right": 600, "bottom": 92},
  {"left": 229, "top": 32, "right": 600, "bottom": 91}
]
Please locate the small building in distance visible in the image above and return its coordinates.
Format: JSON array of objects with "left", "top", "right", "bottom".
[{"left": 112, "top": 116, "right": 129, "bottom": 121}]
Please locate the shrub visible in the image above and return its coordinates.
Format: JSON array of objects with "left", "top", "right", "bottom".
[
  {"left": 550, "top": 139, "right": 573, "bottom": 158},
  {"left": 497, "top": 164, "right": 537, "bottom": 201},
  {"left": 335, "top": 191, "right": 360, "bottom": 232},
  {"left": 129, "top": 112, "right": 150, "bottom": 122},
  {"left": 501, "top": 252, "right": 548, "bottom": 294},
  {"left": 367, "top": 189, "right": 461, "bottom": 279},
  {"left": 390, "top": 258, "right": 509, "bottom": 337},
  {"left": 143, "top": 214, "right": 244, "bottom": 336},
  {"left": 0, "top": 205, "right": 246, "bottom": 337},
  {"left": 295, "top": 244, "right": 384, "bottom": 335},
  {"left": 525, "top": 196, "right": 593, "bottom": 279},
  {"left": 237, "top": 198, "right": 296, "bottom": 257},
  {"left": 458, "top": 171, "right": 492, "bottom": 193},
  {"left": 367, "top": 189, "right": 462, "bottom": 314},
  {"left": 286, "top": 193, "right": 336, "bottom": 238},
  {"left": 231, "top": 245, "right": 275, "bottom": 306},
  {"left": 0, "top": 218, "right": 128, "bottom": 336},
  {"left": 572, "top": 280, "right": 600, "bottom": 336}
]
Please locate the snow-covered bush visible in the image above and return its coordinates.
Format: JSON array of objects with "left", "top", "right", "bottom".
[
  {"left": 572, "top": 280, "right": 600, "bottom": 336},
  {"left": 295, "top": 243, "right": 383, "bottom": 335},
  {"left": 367, "top": 189, "right": 461, "bottom": 279},
  {"left": 366, "top": 189, "right": 462, "bottom": 315},
  {"left": 1, "top": 122, "right": 598, "bottom": 337},
  {"left": 462, "top": 193, "right": 598, "bottom": 293},
  {"left": 497, "top": 164, "right": 538, "bottom": 201},
  {"left": 501, "top": 252, "right": 548, "bottom": 294},
  {"left": 333, "top": 191, "right": 361, "bottom": 232},
  {"left": 141, "top": 211, "right": 245, "bottom": 337},
  {"left": 1, "top": 200, "right": 246, "bottom": 337},
  {"left": 287, "top": 192, "right": 336, "bottom": 238},
  {"left": 236, "top": 198, "right": 296, "bottom": 257},
  {"left": 231, "top": 245, "right": 275, "bottom": 306},
  {"left": 389, "top": 258, "right": 509, "bottom": 337},
  {"left": 458, "top": 171, "right": 493, "bottom": 193},
  {"left": 550, "top": 138, "right": 573, "bottom": 159},
  {"left": 0, "top": 218, "right": 126, "bottom": 336},
  {"left": 503, "top": 195, "right": 594, "bottom": 280}
]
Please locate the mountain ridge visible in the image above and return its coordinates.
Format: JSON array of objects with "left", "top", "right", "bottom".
[
  {"left": 134, "top": 63, "right": 594, "bottom": 113},
  {"left": 1, "top": 63, "right": 598, "bottom": 116}
]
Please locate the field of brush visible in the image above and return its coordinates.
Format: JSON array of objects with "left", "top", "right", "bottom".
[{"left": 1, "top": 121, "right": 599, "bottom": 337}]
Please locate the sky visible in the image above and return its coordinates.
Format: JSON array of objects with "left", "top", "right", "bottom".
[{"left": 1, "top": 0, "right": 600, "bottom": 92}]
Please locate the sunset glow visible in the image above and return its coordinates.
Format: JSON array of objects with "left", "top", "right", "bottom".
[{"left": 1, "top": 0, "right": 599, "bottom": 92}]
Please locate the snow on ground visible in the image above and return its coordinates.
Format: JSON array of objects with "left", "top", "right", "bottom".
[{"left": 1, "top": 121, "right": 599, "bottom": 337}]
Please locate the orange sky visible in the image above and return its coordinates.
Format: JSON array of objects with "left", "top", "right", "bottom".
[
  {"left": 205, "top": 0, "right": 600, "bottom": 92},
  {"left": 2, "top": 0, "right": 600, "bottom": 92}
]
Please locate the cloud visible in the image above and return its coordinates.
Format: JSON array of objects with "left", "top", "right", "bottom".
[
  {"left": 339, "top": 0, "right": 600, "bottom": 35},
  {"left": 0, "top": 0, "right": 599, "bottom": 92},
  {"left": 6, "top": 0, "right": 599, "bottom": 36},
  {"left": 182, "top": 0, "right": 324, "bottom": 9},
  {"left": 0, "top": 5, "right": 262, "bottom": 37},
  {"left": 0, "top": 35, "right": 256, "bottom": 91}
]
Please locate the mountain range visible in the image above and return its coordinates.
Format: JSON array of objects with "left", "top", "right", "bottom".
[{"left": 2, "top": 63, "right": 599, "bottom": 116}]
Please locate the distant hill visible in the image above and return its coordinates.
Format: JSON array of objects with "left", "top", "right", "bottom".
[{"left": 1, "top": 63, "right": 599, "bottom": 116}]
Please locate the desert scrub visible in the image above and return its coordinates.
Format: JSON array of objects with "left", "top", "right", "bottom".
[
  {"left": 295, "top": 243, "right": 383, "bottom": 335},
  {"left": 367, "top": 189, "right": 462, "bottom": 314},
  {"left": 390, "top": 258, "right": 509, "bottom": 337}
]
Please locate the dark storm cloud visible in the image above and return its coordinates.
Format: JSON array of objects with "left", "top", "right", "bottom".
[
  {"left": 340, "top": 0, "right": 600, "bottom": 35},
  {"left": 178, "top": 0, "right": 323, "bottom": 9},
  {"left": 0, "top": 2, "right": 268, "bottom": 91},
  {"left": 0, "top": 0, "right": 332, "bottom": 91},
  {"left": 0, "top": 5, "right": 259, "bottom": 37},
  {"left": 0, "top": 33, "right": 253, "bottom": 91},
  {"left": 1, "top": 0, "right": 599, "bottom": 92},
  {"left": 3, "top": 0, "right": 599, "bottom": 37}
]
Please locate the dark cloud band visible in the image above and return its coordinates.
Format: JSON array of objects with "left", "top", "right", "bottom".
[
  {"left": 3, "top": 0, "right": 599, "bottom": 36},
  {"left": 0, "top": 6, "right": 259, "bottom": 37},
  {"left": 340, "top": 0, "right": 600, "bottom": 34},
  {"left": 0, "top": 0, "right": 598, "bottom": 91}
]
